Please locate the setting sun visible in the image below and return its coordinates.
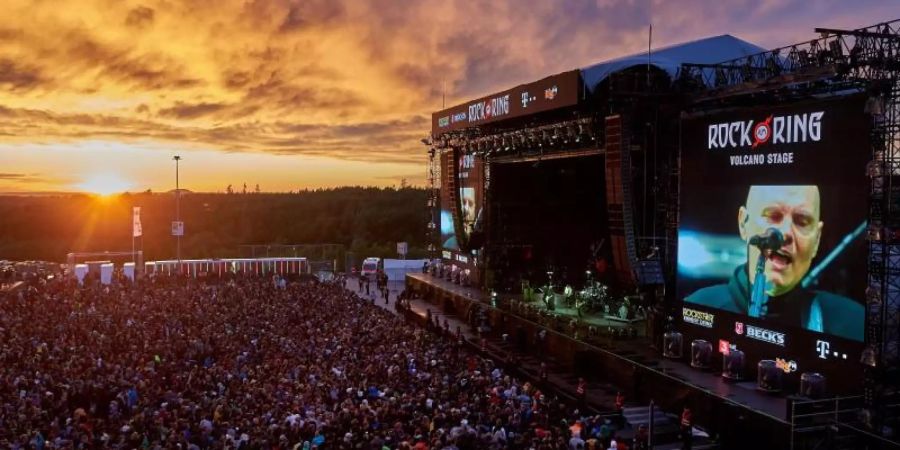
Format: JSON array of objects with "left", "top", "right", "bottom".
[{"left": 76, "top": 173, "right": 133, "bottom": 195}]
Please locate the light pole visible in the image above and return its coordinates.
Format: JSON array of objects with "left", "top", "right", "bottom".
[{"left": 174, "top": 155, "right": 181, "bottom": 262}]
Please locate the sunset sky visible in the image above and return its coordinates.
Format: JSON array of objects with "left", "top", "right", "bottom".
[{"left": 0, "top": 0, "right": 894, "bottom": 193}]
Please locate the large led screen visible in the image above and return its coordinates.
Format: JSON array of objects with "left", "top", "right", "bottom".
[
  {"left": 457, "top": 151, "right": 484, "bottom": 248},
  {"left": 678, "top": 95, "right": 870, "bottom": 343}
]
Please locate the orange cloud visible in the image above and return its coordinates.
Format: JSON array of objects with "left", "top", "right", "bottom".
[{"left": 0, "top": 0, "right": 893, "bottom": 191}]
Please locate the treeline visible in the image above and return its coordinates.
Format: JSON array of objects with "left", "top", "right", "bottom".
[{"left": 0, "top": 187, "right": 428, "bottom": 265}]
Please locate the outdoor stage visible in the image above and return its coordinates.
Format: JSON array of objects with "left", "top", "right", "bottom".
[{"left": 407, "top": 272, "right": 795, "bottom": 444}]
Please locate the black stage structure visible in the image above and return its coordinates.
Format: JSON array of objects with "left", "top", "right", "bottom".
[
  {"left": 414, "top": 20, "right": 900, "bottom": 449},
  {"left": 676, "top": 20, "right": 900, "bottom": 447}
]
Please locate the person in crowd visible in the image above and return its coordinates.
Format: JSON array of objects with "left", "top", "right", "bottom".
[
  {"left": 0, "top": 272, "right": 610, "bottom": 450},
  {"left": 681, "top": 405, "right": 693, "bottom": 450}
]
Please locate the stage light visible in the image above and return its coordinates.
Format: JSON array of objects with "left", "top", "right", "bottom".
[
  {"left": 864, "top": 95, "right": 885, "bottom": 115},
  {"left": 867, "top": 225, "right": 882, "bottom": 241},
  {"left": 714, "top": 68, "right": 727, "bottom": 87},
  {"left": 663, "top": 331, "right": 683, "bottom": 359},
  {"left": 741, "top": 58, "right": 754, "bottom": 83},
  {"left": 829, "top": 39, "right": 843, "bottom": 61},
  {"left": 722, "top": 348, "right": 745, "bottom": 380},
  {"left": 767, "top": 52, "right": 781, "bottom": 77},
  {"left": 690, "top": 339, "right": 712, "bottom": 369},
  {"left": 861, "top": 345, "right": 878, "bottom": 367},
  {"left": 757, "top": 360, "right": 782, "bottom": 392},
  {"left": 866, "top": 286, "right": 882, "bottom": 305},
  {"left": 799, "top": 372, "right": 827, "bottom": 399}
]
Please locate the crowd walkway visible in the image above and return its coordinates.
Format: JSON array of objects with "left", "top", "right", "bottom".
[{"left": 346, "top": 276, "right": 716, "bottom": 449}]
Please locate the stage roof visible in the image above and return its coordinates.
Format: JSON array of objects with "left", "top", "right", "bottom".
[{"left": 580, "top": 34, "right": 767, "bottom": 91}]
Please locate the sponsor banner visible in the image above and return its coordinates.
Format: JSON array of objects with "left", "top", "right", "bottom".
[
  {"left": 815, "top": 339, "right": 849, "bottom": 360},
  {"left": 735, "top": 321, "right": 786, "bottom": 346},
  {"left": 431, "top": 70, "right": 580, "bottom": 133},
  {"left": 775, "top": 357, "right": 798, "bottom": 373},
  {"left": 719, "top": 339, "right": 731, "bottom": 355},
  {"left": 171, "top": 221, "right": 184, "bottom": 237},
  {"left": 132, "top": 206, "right": 142, "bottom": 237},
  {"left": 682, "top": 307, "right": 715, "bottom": 328}
]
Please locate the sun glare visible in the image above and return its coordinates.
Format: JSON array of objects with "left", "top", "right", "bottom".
[{"left": 76, "top": 173, "right": 133, "bottom": 196}]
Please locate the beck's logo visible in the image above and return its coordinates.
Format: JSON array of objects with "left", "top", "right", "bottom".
[
  {"left": 816, "top": 340, "right": 830, "bottom": 359},
  {"left": 707, "top": 111, "right": 824, "bottom": 150},
  {"left": 744, "top": 324, "right": 785, "bottom": 346},
  {"left": 735, "top": 321, "right": 744, "bottom": 335}
]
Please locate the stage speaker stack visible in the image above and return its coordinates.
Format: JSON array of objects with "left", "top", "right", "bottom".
[
  {"left": 722, "top": 349, "right": 745, "bottom": 380},
  {"left": 757, "top": 360, "right": 782, "bottom": 392},
  {"left": 800, "top": 372, "right": 827, "bottom": 399},
  {"left": 663, "top": 331, "right": 683, "bottom": 359},
  {"left": 690, "top": 339, "right": 712, "bottom": 369}
]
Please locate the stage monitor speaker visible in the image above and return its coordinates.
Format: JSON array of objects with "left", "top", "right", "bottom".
[
  {"left": 800, "top": 372, "right": 827, "bottom": 399},
  {"left": 722, "top": 349, "right": 745, "bottom": 381},
  {"left": 691, "top": 339, "right": 712, "bottom": 369},
  {"left": 663, "top": 331, "right": 683, "bottom": 359},
  {"left": 757, "top": 360, "right": 782, "bottom": 392}
]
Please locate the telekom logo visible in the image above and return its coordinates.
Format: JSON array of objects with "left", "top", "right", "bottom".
[{"left": 816, "top": 340, "right": 831, "bottom": 359}]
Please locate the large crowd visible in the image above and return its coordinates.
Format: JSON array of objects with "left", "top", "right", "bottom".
[{"left": 0, "top": 273, "right": 636, "bottom": 450}]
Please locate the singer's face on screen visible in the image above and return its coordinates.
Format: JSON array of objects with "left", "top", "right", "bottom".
[{"left": 738, "top": 185, "right": 824, "bottom": 296}]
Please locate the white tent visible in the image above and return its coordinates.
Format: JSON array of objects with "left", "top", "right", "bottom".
[
  {"left": 100, "top": 263, "right": 114, "bottom": 285},
  {"left": 383, "top": 259, "right": 428, "bottom": 281},
  {"left": 580, "top": 34, "right": 766, "bottom": 91},
  {"left": 123, "top": 262, "right": 135, "bottom": 282},
  {"left": 74, "top": 264, "right": 88, "bottom": 285}
]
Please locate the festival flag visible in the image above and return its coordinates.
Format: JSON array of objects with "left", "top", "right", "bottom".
[{"left": 132, "top": 207, "right": 142, "bottom": 237}]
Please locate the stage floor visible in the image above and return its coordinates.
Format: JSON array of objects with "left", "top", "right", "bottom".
[
  {"left": 407, "top": 272, "right": 789, "bottom": 424},
  {"left": 412, "top": 273, "right": 645, "bottom": 331}
]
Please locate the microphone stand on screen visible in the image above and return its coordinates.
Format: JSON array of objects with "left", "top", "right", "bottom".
[{"left": 749, "top": 228, "right": 785, "bottom": 318}]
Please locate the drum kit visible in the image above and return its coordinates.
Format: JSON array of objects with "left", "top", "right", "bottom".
[
  {"left": 575, "top": 278, "right": 609, "bottom": 317},
  {"left": 524, "top": 270, "right": 609, "bottom": 315}
]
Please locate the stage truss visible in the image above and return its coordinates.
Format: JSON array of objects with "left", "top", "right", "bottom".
[{"left": 678, "top": 19, "right": 900, "bottom": 436}]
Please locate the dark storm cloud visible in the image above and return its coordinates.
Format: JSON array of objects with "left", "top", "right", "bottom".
[
  {"left": 63, "top": 30, "right": 202, "bottom": 90},
  {"left": 0, "top": 173, "right": 49, "bottom": 184},
  {"left": 0, "top": 59, "right": 48, "bottom": 91},
  {"left": 125, "top": 6, "right": 155, "bottom": 29},
  {"left": 0, "top": 0, "right": 895, "bottom": 179},
  {"left": 158, "top": 101, "right": 229, "bottom": 119}
]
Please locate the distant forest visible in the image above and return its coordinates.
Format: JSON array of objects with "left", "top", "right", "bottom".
[{"left": 0, "top": 187, "right": 429, "bottom": 266}]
